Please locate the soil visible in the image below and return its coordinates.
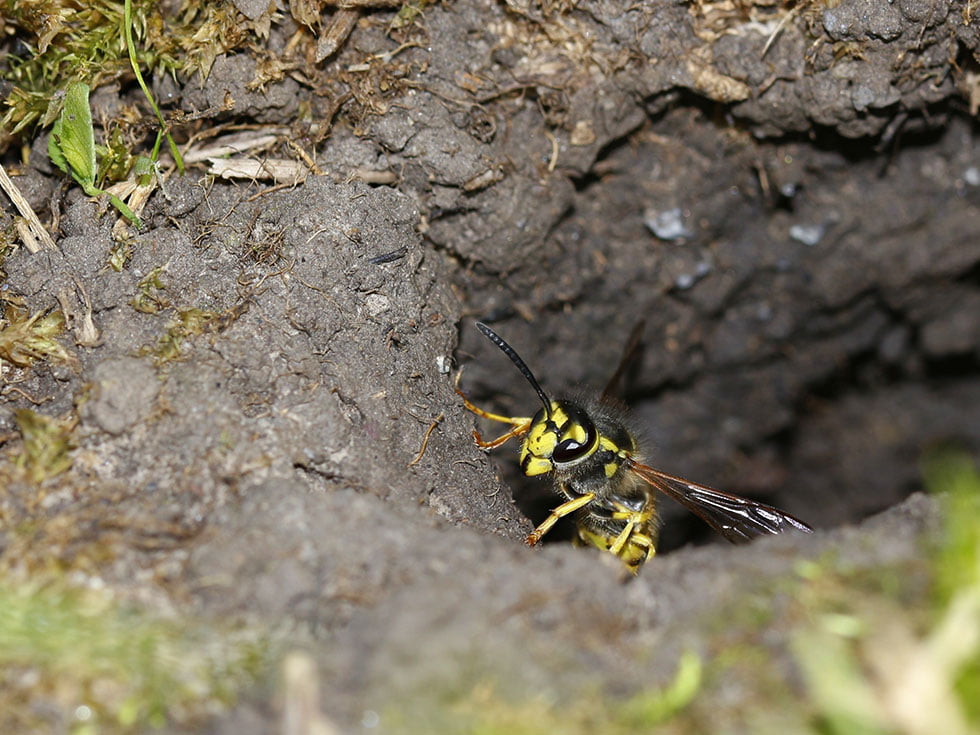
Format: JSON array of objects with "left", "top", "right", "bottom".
[{"left": 1, "top": 0, "right": 979, "bottom": 731}]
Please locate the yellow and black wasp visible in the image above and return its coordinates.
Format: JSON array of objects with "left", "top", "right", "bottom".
[{"left": 458, "top": 322, "right": 812, "bottom": 573}]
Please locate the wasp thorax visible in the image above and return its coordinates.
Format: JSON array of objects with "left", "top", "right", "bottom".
[{"left": 519, "top": 400, "right": 599, "bottom": 476}]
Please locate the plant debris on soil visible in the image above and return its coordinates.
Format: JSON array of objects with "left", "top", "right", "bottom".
[{"left": 1, "top": 0, "right": 979, "bottom": 732}]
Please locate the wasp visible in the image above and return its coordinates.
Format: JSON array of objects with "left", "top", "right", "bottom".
[{"left": 457, "top": 322, "right": 812, "bottom": 573}]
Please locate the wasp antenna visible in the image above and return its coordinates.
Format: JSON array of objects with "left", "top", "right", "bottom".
[{"left": 475, "top": 322, "right": 552, "bottom": 416}]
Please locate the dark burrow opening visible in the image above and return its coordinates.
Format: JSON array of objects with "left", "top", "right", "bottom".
[{"left": 458, "top": 111, "right": 980, "bottom": 558}]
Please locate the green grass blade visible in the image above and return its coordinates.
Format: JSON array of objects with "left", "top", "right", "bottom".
[{"left": 124, "top": 0, "right": 185, "bottom": 173}]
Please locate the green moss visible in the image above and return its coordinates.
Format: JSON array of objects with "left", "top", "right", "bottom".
[
  {"left": 2, "top": 0, "right": 134, "bottom": 137},
  {"left": 1, "top": 0, "right": 255, "bottom": 146},
  {"left": 13, "top": 408, "right": 76, "bottom": 483},
  {"left": 791, "top": 623, "right": 890, "bottom": 735},
  {"left": 384, "top": 651, "right": 702, "bottom": 735},
  {"left": 784, "top": 450, "right": 980, "bottom": 735},
  {"left": 143, "top": 307, "right": 220, "bottom": 363},
  {"left": 139, "top": 303, "right": 247, "bottom": 363},
  {"left": 108, "top": 239, "right": 134, "bottom": 271},
  {"left": 956, "top": 655, "right": 980, "bottom": 725},
  {"left": 131, "top": 266, "right": 169, "bottom": 313},
  {"left": 924, "top": 450, "right": 980, "bottom": 726},
  {"left": 616, "top": 651, "right": 703, "bottom": 726},
  {"left": 923, "top": 450, "right": 980, "bottom": 605},
  {"left": 0, "top": 302, "right": 74, "bottom": 368},
  {"left": 0, "top": 580, "right": 270, "bottom": 734}
]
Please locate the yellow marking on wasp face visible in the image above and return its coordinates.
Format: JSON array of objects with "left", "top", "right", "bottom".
[
  {"left": 599, "top": 436, "right": 618, "bottom": 452},
  {"left": 523, "top": 422, "right": 558, "bottom": 458},
  {"left": 599, "top": 436, "right": 629, "bottom": 454},
  {"left": 561, "top": 422, "right": 588, "bottom": 445},
  {"left": 520, "top": 418, "right": 559, "bottom": 476},
  {"left": 522, "top": 455, "right": 554, "bottom": 476},
  {"left": 598, "top": 436, "right": 630, "bottom": 478},
  {"left": 520, "top": 402, "right": 565, "bottom": 476}
]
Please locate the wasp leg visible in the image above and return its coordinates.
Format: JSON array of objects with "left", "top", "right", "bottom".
[
  {"left": 606, "top": 507, "right": 656, "bottom": 573},
  {"left": 608, "top": 517, "right": 639, "bottom": 556},
  {"left": 455, "top": 388, "right": 530, "bottom": 426},
  {"left": 527, "top": 493, "right": 596, "bottom": 547},
  {"left": 608, "top": 522, "right": 655, "bottom": 557},
  {"left": 471, "top": 422, "right": 531, "bottom": 449},
  {"left": 455, "top": 379, "right": 533, "bottom": 448}
]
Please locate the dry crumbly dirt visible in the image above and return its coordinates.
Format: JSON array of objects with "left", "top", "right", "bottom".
[{"left": 1, "top": 0, "right": 979, "bottom": 731}]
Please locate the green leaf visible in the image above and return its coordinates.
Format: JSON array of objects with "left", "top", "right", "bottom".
[
  {"left": 47, "top": 81, "right": 143, "bottom": 229},
  {"left": 48, "top": 116, "right": 68, "bottom": 174},
  {"left": 52, "top": 82, "right": 97, "bottom": 188}
]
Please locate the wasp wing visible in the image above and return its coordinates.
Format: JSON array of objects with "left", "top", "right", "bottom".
[
  {"left": 625, "top": 459, "right": 813, "bottom": 543},
  {"left": 602, "top": 319, "right": 647, "bottom": 401}
]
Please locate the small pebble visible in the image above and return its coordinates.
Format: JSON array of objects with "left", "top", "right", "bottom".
[
  {"left": 789, "top": 223, "right": 825, "bottom": 246},
  {"left": 644, "top": 207, "right": 693, "bottom": 241}
]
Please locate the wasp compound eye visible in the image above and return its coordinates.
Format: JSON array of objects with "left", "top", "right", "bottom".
[
  {"left": 552, "top": 438, "right": 589, "bottom": 463},
  {"left": 552, "top": 419, "right": 597, "bottom": 464}
]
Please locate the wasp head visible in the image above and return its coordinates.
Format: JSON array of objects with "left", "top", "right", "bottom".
[
  {"left": 520, "top": 399, "right": 600, "bottom": 476},
  {"left": 475, "top": 322, "right": 601, "bottom": 476}
]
